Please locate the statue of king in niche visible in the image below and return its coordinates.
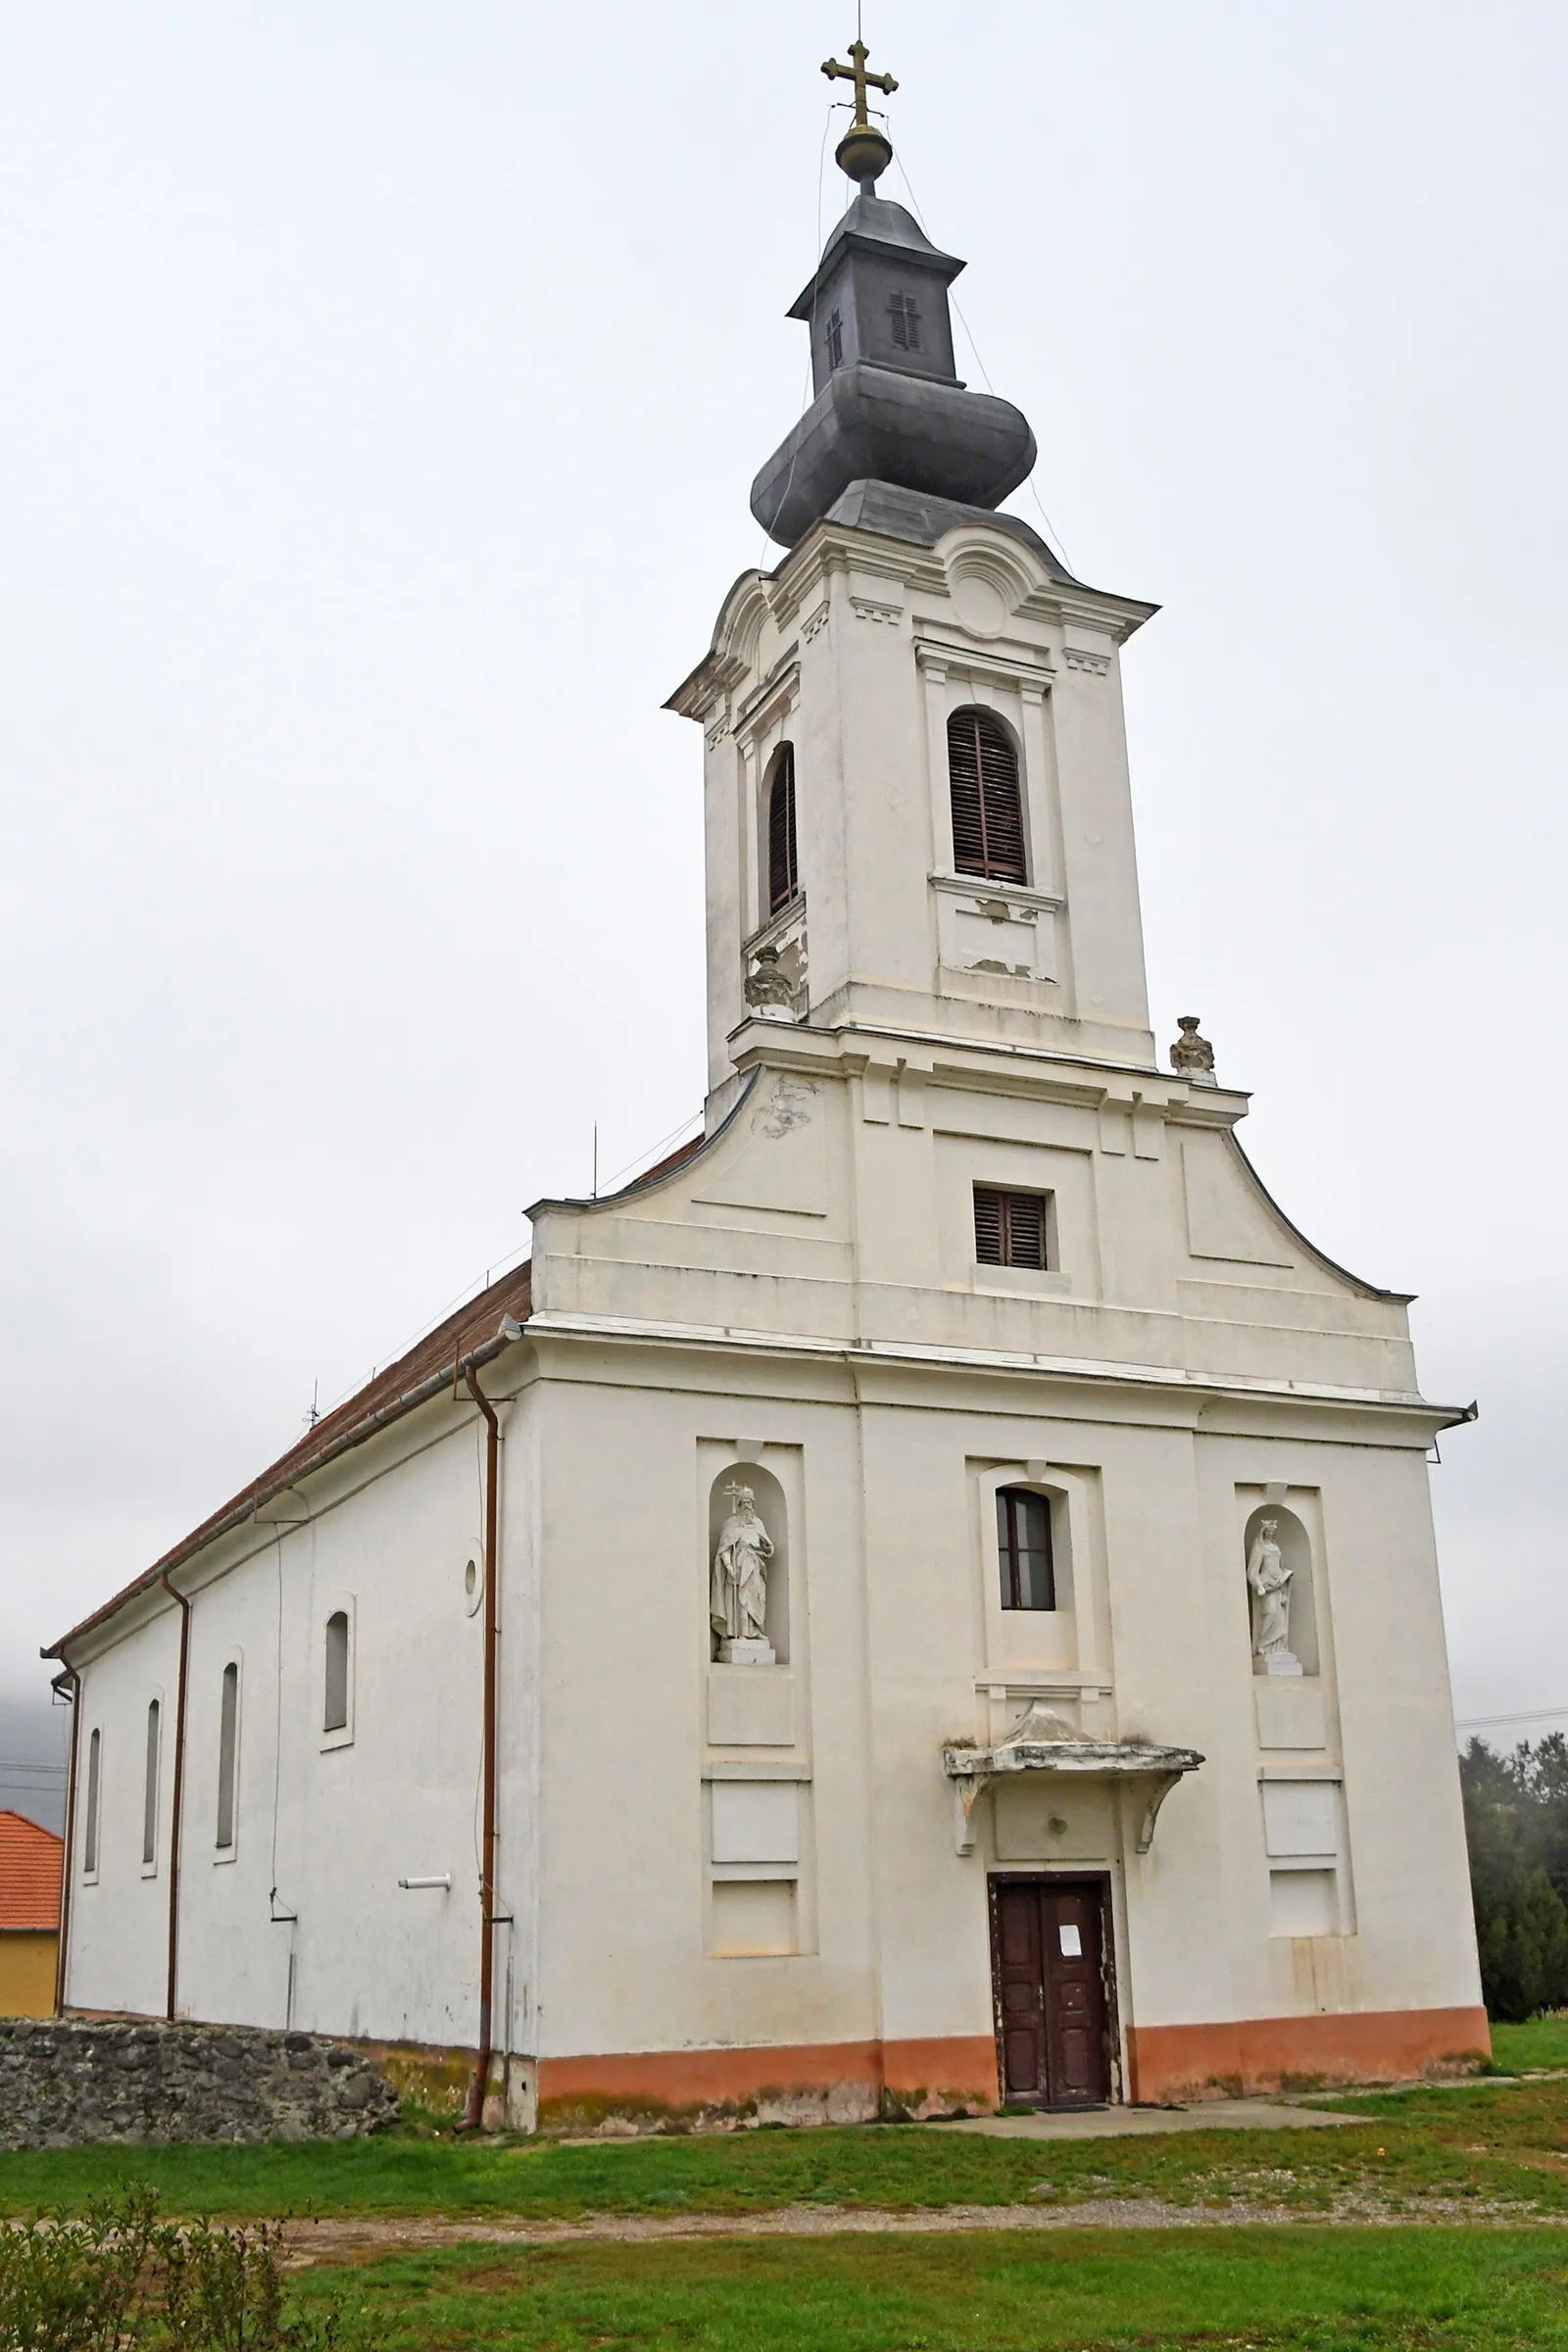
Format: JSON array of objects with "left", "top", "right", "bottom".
[{"left": 711, "top": 1484, "right": 775, "bottom": 1664}]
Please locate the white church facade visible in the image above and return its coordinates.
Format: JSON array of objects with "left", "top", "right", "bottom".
[{"left": 48, "top": 48, "right": 1486, "bottom": 2128}]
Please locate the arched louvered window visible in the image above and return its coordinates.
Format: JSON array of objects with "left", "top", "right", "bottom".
[
  {"left": 767, "top": 744, "right": 799, "bottom": 915},
  {"left": 948, "top": 708, "right": 1027, "bottom": 884}
]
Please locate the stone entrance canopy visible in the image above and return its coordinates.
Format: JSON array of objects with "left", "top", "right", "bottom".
[{"left": 942, "top": 1701, "right": 1203, "bottom": 1857}]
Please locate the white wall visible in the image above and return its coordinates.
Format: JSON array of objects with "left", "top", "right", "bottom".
[
  {"left": 67, "top": 1398, "right": 527, "bottom": 2049},
  {"left": 521, "top": 1338, "right": 1478, "bottom": 2073},
  {"left": 66, "top": 1611, "right": 181, "bottom": 2020}
]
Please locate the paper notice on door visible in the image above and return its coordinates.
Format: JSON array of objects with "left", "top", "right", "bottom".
[{"left": 1058, "top": 1923, "right": 1083, "bottom": 1956}]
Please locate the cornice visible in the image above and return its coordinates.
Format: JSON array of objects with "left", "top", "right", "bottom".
[
  {"left": 928, "top": 871, "right": 1064, "bottom": 916},
  {"left": 782, "top": 516, "right": 1158, "bottom": 640},
  {"left": 664, "top": 565, "right": 775, "bottom": 718},
  {"left": 521, "top": 1306, "right": 1458, "bottom": 1429},
  {"left": 735, "top": 652, "right": 800, "bottom": 737},
  {"left": 723, "top": 1011, "right": 1249, "bottom": 1118},
  {"left": 914, "top": 631, "right": 1055, "bottom": 693},
  {"left": 667, "top": 514, "right": 1158, "bottom": 720}
]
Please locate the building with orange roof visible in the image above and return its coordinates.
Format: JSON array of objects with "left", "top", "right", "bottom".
[{"left": 0, "top": 1810, "right": 63, "bottom": 2018}]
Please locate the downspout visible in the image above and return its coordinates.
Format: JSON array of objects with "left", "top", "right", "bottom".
[
  {"left": 462, "top": 1364, "right": 501, "bottom": 2129},
  {"left": 162, "top": 1570, "right": 193, "bottom": 2023},
  {"left": 51, "top": 1669, "right": 80, "bottom": 2016}
]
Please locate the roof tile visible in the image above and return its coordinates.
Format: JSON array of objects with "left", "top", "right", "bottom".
[{"left": 0, "top": 1810, "right": 63, "bottom": 1933}]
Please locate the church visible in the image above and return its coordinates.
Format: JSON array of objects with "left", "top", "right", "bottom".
[{"left": 48, "top": 44, "right": 1486, "bottom": 2130}]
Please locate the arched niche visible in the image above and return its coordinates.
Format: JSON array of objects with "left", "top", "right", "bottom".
[
  {"left": 708, "top": 1461, "right": 789, "bottom": 1665},
  {"left": 1243, "top": 1504, "right": 1318, "bottom": 1677}
]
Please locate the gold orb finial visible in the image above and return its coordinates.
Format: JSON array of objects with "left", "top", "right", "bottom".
[{"left": 821, "top": 38, "right": 898, "bottom": 189}]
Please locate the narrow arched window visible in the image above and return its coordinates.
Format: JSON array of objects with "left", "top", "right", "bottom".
[
  {"left": 323, "top": 1611, "right": 350, "bottom": 1735},
  {"left": 997, "top": 1488, "right": 1055, "bottom": 1611},
  {"left": 82, "top": 1727, "right": 102, "bottom": 1877},
  {"left": 216, "top": 1662, "right": 239, "bottom": 1850},
  {"left": 767, "top": 744, "right": 799, "bottom": 915},
  {"left": 142, "top": 1700, "right": 161, "bottom": 1868},
  {"left": 948, "top": 708, "right": 1027, "bottom": 884}
]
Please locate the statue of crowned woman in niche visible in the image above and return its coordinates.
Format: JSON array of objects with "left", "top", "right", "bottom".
[
  {"left": 710, "top": 1483, "right": 776, "bottom": 1665},
  {"left": 1247, "top": 1516, "right": 1302, "bottom": 1678}
]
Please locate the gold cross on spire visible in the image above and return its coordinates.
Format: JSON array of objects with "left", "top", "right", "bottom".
[{"left": 821, "top": 39, "right": 898, "bottom": 129}]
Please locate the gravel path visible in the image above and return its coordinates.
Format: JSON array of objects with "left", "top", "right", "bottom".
[{"left": 279, "top": 2193, "right": 1556, "bottom": 2261}]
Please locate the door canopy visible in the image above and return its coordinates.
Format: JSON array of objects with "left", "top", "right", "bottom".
[{"left": 943, "top": 1701, "right": 1202, "bottom": 1858}]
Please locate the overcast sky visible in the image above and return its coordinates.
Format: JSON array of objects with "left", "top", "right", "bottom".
[{"left": 1, "top": 0, "right": 1562, "bottom": 1800}]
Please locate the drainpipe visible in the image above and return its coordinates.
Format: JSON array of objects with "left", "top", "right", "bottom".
[
  {"left": 162, "top": 1570, "right": 192, "bottom": 2023},
  {"left": 52, "top": 1669, "right": 81, "bottom": 2015},
  {"left": 462, "top": 1364, "right": 501, "bottom": 2130}
]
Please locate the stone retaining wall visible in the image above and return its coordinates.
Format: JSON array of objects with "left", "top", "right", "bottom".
[{"left": 0, "top": 2018, "right": 402, "bottom": 2150}]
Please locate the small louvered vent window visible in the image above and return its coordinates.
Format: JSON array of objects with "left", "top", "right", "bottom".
[
  {"left": 767, "top": 744, "right": 799, "bottom": 915},
  {"left": 948, "top": 709, "right": 1027, "bottom": 884},
  {"left": 974, "top": 1185, "right": 1052, "bottom": 1270}
]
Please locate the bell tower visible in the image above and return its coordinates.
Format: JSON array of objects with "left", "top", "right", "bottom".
[{"left": 667, "top": 42, "right": 1161, "bottom": 1113}]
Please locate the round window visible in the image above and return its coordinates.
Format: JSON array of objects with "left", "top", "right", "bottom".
[{"left": 464, "top": 1556, "right": 482, "bottom": 1617}]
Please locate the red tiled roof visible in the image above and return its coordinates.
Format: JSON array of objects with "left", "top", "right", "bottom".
[
  {"left": 0, "top": 1810, "right": 63, "bottom": 1933},
  {"left": 49, "top": 1260, "right": 533, "bottom": 1659},
  {"left": 620, "top": 1128, "right": 707, "bottom": 1192}
]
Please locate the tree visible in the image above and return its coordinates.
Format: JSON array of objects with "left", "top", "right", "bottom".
[{"left": 1460, "top": 1736, "right": 1568, "bottom": 2021}]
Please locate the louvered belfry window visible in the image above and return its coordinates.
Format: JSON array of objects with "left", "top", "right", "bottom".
[
  {"left": 973, "top": 1185, "right": 1051, "bottom": 1270},
  {"left": 767, "top": 744, "right": 799, "bottom": 915},
  {"left": 948, "top": 708, "right": 1027, "bottom": 884}
]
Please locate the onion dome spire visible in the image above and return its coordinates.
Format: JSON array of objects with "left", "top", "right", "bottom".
[{"left": 749, "top": 39, "right": 1039, "bottom": 552}]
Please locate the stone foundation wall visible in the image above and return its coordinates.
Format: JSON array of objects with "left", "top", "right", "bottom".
[{"left": 0, "top": 2018, "right": 402, "bottom": 2150}]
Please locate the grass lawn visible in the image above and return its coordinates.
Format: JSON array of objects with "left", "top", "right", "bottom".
[
  {"left": 10, "top": 2066, "right": 1568, "bottom": 2349},
  {"left": 288, "top": 2228, "right": 1568, "bottom": 2349},
  {"left": 1490, "top": 2013, "right": 1568, "bottom": 2072},
  {"left": 4, "top": 2078, "right": 1568, "bottom": 2224}
]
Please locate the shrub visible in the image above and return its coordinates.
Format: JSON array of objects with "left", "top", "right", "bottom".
[{"left": 0, "top": 2185, "right": 381, "bottom": 2350}]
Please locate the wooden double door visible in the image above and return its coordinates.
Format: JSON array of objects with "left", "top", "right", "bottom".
[{"left": 990, "top": 1876, "right": 1114, "bottom": 2109}]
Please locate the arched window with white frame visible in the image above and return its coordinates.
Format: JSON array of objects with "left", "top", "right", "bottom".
[
  {"left": 323, "top": 1610, "right": 351, "bottom": 1736},
  {"left": 216, "top": 1662, "right": 240, "bottom": 1852},
  {"left": 996, "top": 1487, "right": 1056, "bottom": 1612},
  {"left": 142, "top": 1699, "right": 161, "bottom": 1869},
  {"left": 82, "top": 1727, "right": 102, "bottom": 1879}
]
